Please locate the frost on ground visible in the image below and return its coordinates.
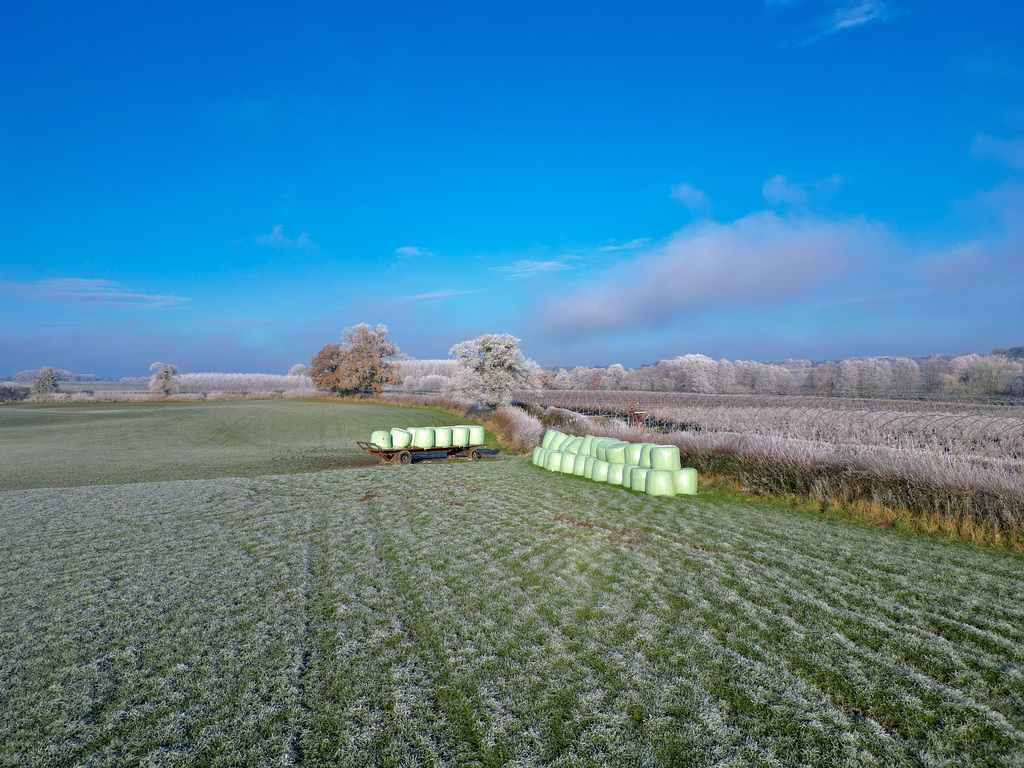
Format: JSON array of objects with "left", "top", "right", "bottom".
[{"left": 2, "top": 462, "right": 1023, "bottom": 767}]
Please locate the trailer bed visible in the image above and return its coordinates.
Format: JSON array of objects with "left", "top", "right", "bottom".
[{"left": 356, "top": 441, "right": 486, "bottom": 465}]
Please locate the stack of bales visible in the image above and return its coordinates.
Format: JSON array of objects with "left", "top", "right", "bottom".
[
  {"left": 530, "top": 429, "right": 698, "bottom": 497},
  {"left": 369, "top": 425, "right": 486, "bottom": 450}
]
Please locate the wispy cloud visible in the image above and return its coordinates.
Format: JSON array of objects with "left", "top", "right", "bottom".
[
  {"left": 596, "top": 238, "right": 651, "bottom": 253},
  {"left": 0, "top": 278, "right": 190, "bottom": 310},
  {"left": 532, "top": 211, "right": 892, "bottom": 339},
  {"left": 254, "top": 225, "right": 315, "bottom": 248},
  {"left": 395, "top": 246, "right": 434, "bottom": 258},
  {"left": 495, "top": 259, "right": 574, "bottom": 279},
  {"left": 971, "top": 134, "right": 1024, "bottom": 170},
  {"left": 396, "top": 289, "right": 483, "bottom": 302},
  {"left": 782, "top": 1, "right": 897, "bottom": 47},
  {"left": 670, "top": 182, "right": 713, "bottom": 215},
  {"left": 762, "top": 174, "right": 843, "bottom": 207}
]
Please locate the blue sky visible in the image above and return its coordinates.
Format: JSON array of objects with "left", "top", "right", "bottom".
[{"left": 1, "top": 0, "right": 1022, "bottom": 376}]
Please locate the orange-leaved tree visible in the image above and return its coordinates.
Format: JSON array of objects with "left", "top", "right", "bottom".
[{"left": 310, "top": 323, "right": 403, "bottom": 395}]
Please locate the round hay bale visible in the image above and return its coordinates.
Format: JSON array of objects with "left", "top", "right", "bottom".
[
  {"left": 606, "top": 462, "right": 627, "bottom": 486},
  {"left": 390, "top": 428, "right": 413, "bottom": 448},
  {"left": 639, "top": 443, "right": 656, "bottom": 468},
  {"left": 545, "top": 451, "right": 565, "bottom": 472},
  {"left": 560, "top": 453, "right": 578, "bottom": 474},
  {"left": 591, "top": 459, "right": 610, "bottom": 482},
  {"left": 595, "top": 438, "right": 617, "bottom": 461},
  {"left": 412, "top": 428, "right": 435, "bottom": 450},
  {"left": 573, "top": 455, "right": 588, "bottom": 476},
  {"left": 547, "top": 431, "right": 569, "bottom": 451},
  {"left": 625, "top": 443, "right": 644, "bottom": 465},
  {"left": 371, "top": 430, "right": 392, "bottom": 449},
  {"left": 630, "top": 467, "right": 650, "bottom": 493},
  {"left": 452, "top": 426, "right": 471, "bottom": 447},
  {"left": 604, "top": 441, "right": 630, "bottom": 464},
  {"left": 674, "top": 468, "right": 699, "bottom": 495},
  {"left": 433, "top": 427, "right": 453, "bottom": 448},
  {"left": 645, "top": 469, "right": 675, "bottom": 497},
  {"left": 542, "top": 429, "right": 565, "bottom": 449},
  {"left": 468, "top": 425, "right": 486, "bottom": 445},
  {"left": 650, "top": 445, "right": 681, "bottom": 471},
  {"left": 583, "top": 457, "right": 597, "bottom": 479},
  {"left": 563, "top": 436, "right": 584, "bottom": 454}
]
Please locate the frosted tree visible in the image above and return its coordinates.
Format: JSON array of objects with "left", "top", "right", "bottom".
[
  {"left": 31, "top": 366, "right": 58, "bottom": 396},
  {"left": 149, "top": 362, "right": 179, "bottom": 397},
  {"left": 288, "top": 363, "right": 311, "bottom": 378},
  {"left": 892, "top": 358, "right": 921, "bottom": 395},
  {"left": 310, "top": 323, "right": 402, "bottom": 395},
  {"left": 445, "top": 333, "right": 539, "bottom": 407}
]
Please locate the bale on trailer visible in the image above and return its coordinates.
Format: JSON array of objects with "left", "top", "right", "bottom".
[
  {"left": 371, "top": 430, "right": 392, "bottom": 449},
  {"left": 390, "top": 428, "right": 413, "bottom": 448},
  {"left": 412, "top": 428, "right": 435, "bottom": 450},
  {"left": 433, "top": 427, "right": 454, "bottom": 448},
  {"left": 452, "top": 426, "right": 471, "bottom": 447}
]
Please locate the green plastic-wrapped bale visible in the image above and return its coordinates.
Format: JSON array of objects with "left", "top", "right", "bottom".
[
  {"left": 583, "top": 457, "right": 597, "bottom": 479},
  {"left": 645, "top": 469, "right": 675, "bottom": 496},
  {"left": 532, "top": 447, "right": 543, "bottom": 466},
  {"left": 580, "top": 435, "right": 596, "bottom": 456},
  {"left": 547, "top": 432, "right": 569, "bottom": 451},
  {"left": 468, "top": 425, "right": 486, "bottom": 445},
  {"left": 606, "top": 462, "right": 627, "bottom": 486},
  {"left": 630, "top": 467, "right": 650, "bottom": 492},
  {"left": 560, "top": 453, "right": 578, "bottom": 474},
  {"left": 370, "top": 430, "right": 392, "bottom": 449},
  {"left": 674, "top": 468, "right": 699, "bottom": 495},
  {"left": 412, "top": 427, "right": 435, "bottom": 450},
  {"left": 604, "top": 441, "right": 630, "bottom": 464},
  {"left": 591, "top": 459, "right": 610, "bottom": 482},
  {"left": 541, "top": 429, "right": 563, "bottom": 449},
  {"left": 563, "top": 436, "right": 584, "bottom": 454},
  {"left": 545, "top": 451, "right": 564, "bottom": 472},
  {"left": 625, "top": 443, "right": 644, "bottom": 465},
  {"left": 639, "top": 443, "right": 657, "bottom": 468},
  {"left": 433, "top": 427, "right": 453, "bottom": 448},
  {"left": 536, "top": 447, "right": 549, "bottom": 467},
  {"left": 452, "top": 426, "right": 471, "bottom": 447},
  {"left": 650, "top": 445, "right": 681, "bottom": 471},
  {"left": 595, "top": 438, "right": 617, "bottom": 461},
  {"left": 390, "top": 428, "right": 413, "bottom": 448},
  {"left": 573, "top": 455, "right": 588, "bottom": 476}
]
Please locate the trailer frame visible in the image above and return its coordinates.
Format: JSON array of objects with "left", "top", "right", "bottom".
[{"left": 356, "top": 441, "right": 486, "bottom": 465}]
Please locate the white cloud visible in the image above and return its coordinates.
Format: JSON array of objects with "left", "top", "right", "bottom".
[
  {"left": 397, "top": 289, "right": 482, "bottom": 302},
  {"left": 783, "top": 1, "right": 896, "bottom": 47},
  {"left": 597, "top": 238, "right": 652, "bottom": 253},
  {"left": 971, "top": 134, "right": 1024, "bottom": 170},
  {"left": 254, "top": 225, "right": 315, "bottom": 248},
  {"left": 395, "top": 246, "right": 433, "bottom": 258},
  {"left": 495, "top": 259, "right": 574, "bottom": 279},
  {"left": 670, "top": 182, "right": 713, "bottom": 214},
  {"left": 763, "top": 174, "right": 843, "bottom": 207},
  {"left": 534, "top": 211, "right": 891, "bottom": 338},
  {"left": 0, "top": 278, "right": 190, "bottom": 310}
]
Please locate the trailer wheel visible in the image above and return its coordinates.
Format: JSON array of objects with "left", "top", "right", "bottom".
[
  {"left": 468, "top": 449, "right": 480, "bottom": 460},
  {"left": 381, "top": 454, "right": 393, "bottom": 464},
  {"left": 396, "top": 451, "right": 412, "bottom": 465}
]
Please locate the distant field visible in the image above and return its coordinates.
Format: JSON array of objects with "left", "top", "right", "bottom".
[
  {"left": 0, "top": 400, "right": 479, "bottom": 490},
  {"left": 2, "top": 401, "right": 1023, "bottom": 766}
]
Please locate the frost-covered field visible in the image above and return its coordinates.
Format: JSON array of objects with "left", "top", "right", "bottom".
[{"left": 3, "top": 456, "right": 1023, "bottom": 766}]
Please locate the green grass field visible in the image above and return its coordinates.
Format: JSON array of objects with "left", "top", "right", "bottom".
[
  {"left": 0, "top": 399, "right": 481, "bottom": 490},
  {"left": 2, "top": 402, "right": 1023, "bottom": 766}
]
